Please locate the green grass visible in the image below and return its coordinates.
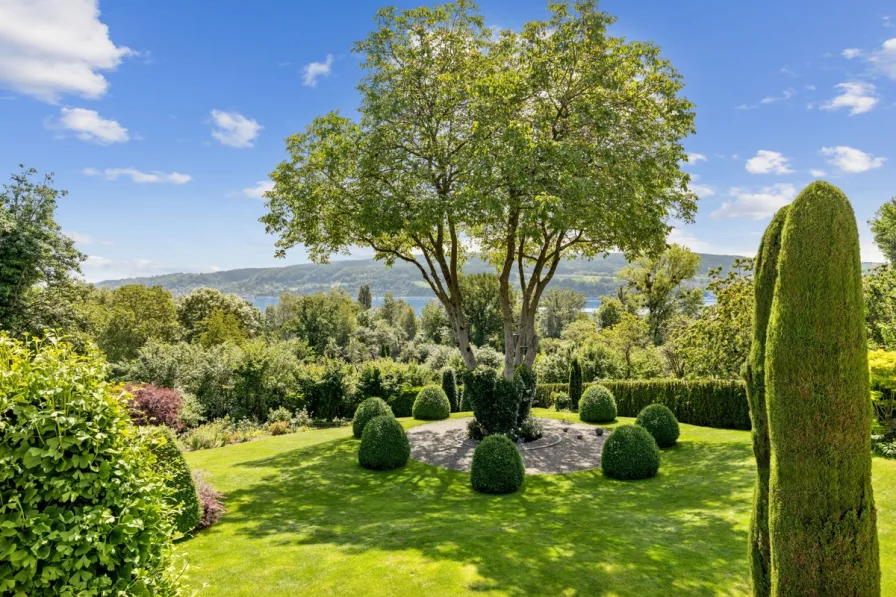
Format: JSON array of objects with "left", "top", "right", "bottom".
[{"left": 182, "top": 409, "right": 896, "bottom": 596}]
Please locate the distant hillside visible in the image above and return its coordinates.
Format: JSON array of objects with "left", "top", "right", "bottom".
[{"left": 98, "top": 253, "right": 746, "bottom": 298}]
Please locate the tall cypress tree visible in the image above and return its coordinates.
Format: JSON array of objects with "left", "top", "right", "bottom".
[
  {"left": 358, "top": 284, "right": 373, "bottom": 310},
  {"left": 744, "top": 205, "right": 789, "bottom": 597},
  {"left": 568, "top": 357, "right": 583, "bottom": 411},
  {"left": 766, "top": 181, "right": 879, "bottom": 595},
  {"left": 441, "top": 368, "right": 458, "bottom": 413}
]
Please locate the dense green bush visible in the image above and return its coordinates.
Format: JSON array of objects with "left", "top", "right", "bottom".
[
  {"left": 353, "top": 397, "right": 394, "bottom": 438},
  {"left": 568, "top": 357, "right": 583, "bottom": 411},
  {"left": 148, "top": 426, "right": 203, "bottom": 535},
  {"left": 442, "top": 368, "right": 459, "bottom": 412},
  {"left": 0, "top": 336, "right": 183, "bottom": 595},
  {"left": 388, "top": 385, "right": 421, "bottom": 417},
  {"left": 765, "top": 181, "right": 879, "bottom": 593},
  {"left": 514, "top": 365, "right": 537, "bottom": 424},
  {"left": 358, "top": 415, "right": 411, "bottom": 470},
  {"left": 635, "top": 403, "right": 680, "bottom": 448},
  {"left": 470, "top": 435, "right": 525, "bottom": 494},
  {"left": 464, "top": 367, "right": 521, "bottom": 435},
  {"left": 579, "top": 385, "right": 617, "bottom": 423},
  {"left": 412, "top": 385, "right": 451, "bottom": 420},
  {"left": 552, "top": 390, "right": 570, "bottom": 411},
  {"left": 601, "top": 425, "right": 661, "bottom": 480}
]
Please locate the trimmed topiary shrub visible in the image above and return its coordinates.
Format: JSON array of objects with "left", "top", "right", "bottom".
[
  {"left": 353, "top": 397, "right": 393, "bottom": 438},
  {"left": 470, "top": 435, "right": 525, "bottom": 494},
  {"left": 442, "top": 368, "right": 459, "bottom": 412},
  {"left": 464, "top": 367, "right": 521, "bottom": 435},
  {"left": 387, "top": 385, "right": 420, "bottom": 418},
  {"left": 635, "top": 403, "right": 680, "bottom": 448},
  {"left": 601, "top": 425, "right": 661, "bottom": 480},
  {"left": 358, "top": 415, "right": 410, "bottom": 470},
  {"left": 579, "top": 385, "right": 617, "bottom": 423},
  {"left": 148, "top": 426, "right": 203, "bottom": 535},
  {"left": 744, "top": 203, "right": 789, "bottom": 597},
  {"left": 765, "top": 181, "right": 879, "bottom": 593},
  {"left": 0, "top": 335, "right": 183, "bottom": 595},
  {"left": 568, "top": 357, "right": 583, "bottom": 411},
  {"left": 412, "top": 385, "right": 451, "bottom": 420}
]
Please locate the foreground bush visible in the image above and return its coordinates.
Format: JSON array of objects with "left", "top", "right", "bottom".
[
  {"left": 471, "top": 435, "right": 525, "bottom": 494},
  {"left": 635, "top": 404, "right": 680, "bottom": 448},
  {"left": 353, "top": 397, "right": 393, "bottom": 438},
  {"left": 0, "top": 336, "right": 183, "bottom": 595},
  {"left": 601, "top": 425, "right": 660, "bottom": 480},
  {"left": 359, "top": 415, "right": 410, "bottom": 470},
  {"left": 765, "top": 181, "right": 879, "bottom": 593},
  {"left": 412, "top": 385, "right": 451, "bottom": 420},
  {"left": 465, "top": 367, "right": 520, "bottom": 435},
  {"left": 148, "top": 426, "right": 203, "bottom": 535},
  {"left": 579, "top": 385, "right": 617, "bottom": 423}
]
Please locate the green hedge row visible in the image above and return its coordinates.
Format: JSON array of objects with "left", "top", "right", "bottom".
[
  {"left": 386, "top": 386, "right": 421, "bottom": 418},
  {"left": 535, "top": 379, "right": 750, "bottom": 431}
]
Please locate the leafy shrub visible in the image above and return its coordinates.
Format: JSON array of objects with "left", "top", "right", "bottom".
[
  {"left": 514, "top": 365, "right": 537, "bottom": 424},
  {"left": 635, "top": 403, "right": 680, "bottom": 448},
  {"left": 148, "top": 426, "right": 203, "bottom": 535},
  {"left": 182, "top": 419, "right": 229, "bottom": 450},
  {"left": 193, "top": 470, "right": 225, "bottom": 529},
  {"left": 267, "top": 406, "right": 293, "bottom": 424},
  {"left": 601, "top": 425, "right": 661, "bottom": 480},
  {"left": 517, "top": 417, "right": 543, "bottom": 442},
  {"left": 442, "top": 368, "right": 459, "bottom": 412},
  {"left": 268, "top": 421, "right": 289, "bottom": 435},
  {"left": 412, "top": 385, "right": 451, "bottom": 420},
  {"left": 358, "top": 415, "right": 411, "bottom": 470},
  {"left": 467, "top": 417, "right": 487, "bottom": 440},
  {"left": 179, "top": 392, "right": 206, "bottom": 428},
  {"left": 470, "top": 435, "right": 525, "bottom": 494},
  {"left": 579, "top": 385, "right": 617, "bottom": 423},
  {"left": 552, "top": 391, "right": 570, "bottom": 411},
  {"left": 0, "top": 335, "right": 183, "bottom": 595},
  {"left": 387, "top": 385, "right": 420, "bottom": 417},
  {"left": 125, "top": 383, "right": 184, "bottom": 428},
  {"left": 465, "top": 367, "right": 521, "bottom": 435},
  {"left": 353, "top": 397, "right": 393, "bottom": 438}
]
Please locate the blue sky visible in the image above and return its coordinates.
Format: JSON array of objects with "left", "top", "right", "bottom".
[{"left": 1, "top": 0, "right": 894, "bottom": 282}]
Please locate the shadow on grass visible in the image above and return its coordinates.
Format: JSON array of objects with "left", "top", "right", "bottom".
[{"left": 188, "top": 427, "right": 756, "bottom": 596}]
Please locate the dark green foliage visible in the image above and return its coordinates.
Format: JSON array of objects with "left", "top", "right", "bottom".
[
  {"left": 744, "top": 204, "right": 788, "bottom": 597},
  {"left": 412, "top": 385, "right": 451, "bottom": 420},
  {"left": 635, "top": 403, "right": 680, "bottom": 448},
  {"left": 568, "top": 357, "right": 584, "bottom": 411},
  {"left": 765, "top": 181, "right": 879, "bottom": 594},
  {"left": 601, "top": 425, "right": 661, "bottom": 480},
  {"left": 149, "top": 426, "right": 203, "bottom": 535},
  {"left": 579, "top": 384, "right": 617, "bottom": 423},
  {"left": 353, "top": 397, "right": 393, "bottom": 438},
  {"left": 358, "top": 415, "right": 410, "bottom": 470},
  {"left": 459, "top": 386, "right": 471, "bottom": 411},
  {"left": 514, "top": 364, "right": 537, "bottom": 424},
  {"left": 470, "top": 435, "right": 525, "bottom": 494},
  {"left": 464, "top": 367, "right": 521, "bottom": 435},
  {"left": 466, "top": 417, "right": 487, "bottom": 440},
  {"left": 358, "top": 283, "right": 372, "bottom": 310},
  {"left": 387, "top": 386, "right": 421, "bottom": 418},
  {"left": 441, "top": 368, "right": 459, "bottom": 412},
  {"left": 0, "top": 335, "right": 182, "bottom": 595}
]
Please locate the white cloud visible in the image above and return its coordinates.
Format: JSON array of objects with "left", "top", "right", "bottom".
[
  {"left": 809, "top": 169, "right": 826, "bottom": 177},
  {"left": 242, "top": 180, "right": 274, "bottom": 199},
  {"left": 759, "top": 88, "right": 795, "bottom": 104},
  {"left": 821, "top": 146, "right": 886, "bottom": 173},
  {"left": 0, "top": 0, "right": 133, "bottom": 102},
  {"left": 687, "top": 174, "right": 714, "bottom": 198},
  {"left": 84, "top": 167, "right": 191, "bottom": 184},
  {"left": 303, "top": 54, "right": 334, "bottom": 87},
  {"left": 821, "top": 82, "right": 879, "bottom": 115},
  {"left": 868, "top": 38, "right": 896, "bottom": 79},
  {"left": 49, "top": 107, "right": 129, "bottom": 143},
  {"left": 65, "top": 231, "right": 111, "bottom": 245},
  {"left": 685, "top": 152, "right": 706, "bottom": 164},
  {"left": 745, "top": 150, "right": 794, "bottom": 175},
  {"left": 667, "top": 227, "right": 712, "bottom": 252},
  {"left": 711, "top": 184, "right": 798, "bottom": 220},
  {"left": 884, "top": 16, "right": 894, "bottom": 29},
  {"left": 210, "top": 110, "right": 262, "bottom": 148},
  {"left": 862, "top": 240, "right": 886, "bottom": 263},
  {"left": 842, "top": 48, "right": 862, "bottom": 59}
]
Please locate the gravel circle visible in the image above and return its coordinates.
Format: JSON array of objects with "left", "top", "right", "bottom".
[{"left": 407, "top": 417, "right": 608, "bottom": 474}]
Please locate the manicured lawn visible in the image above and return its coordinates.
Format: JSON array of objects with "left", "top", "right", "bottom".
[{"left": 182, "top": 409, "right": 896, "bottom": 596}]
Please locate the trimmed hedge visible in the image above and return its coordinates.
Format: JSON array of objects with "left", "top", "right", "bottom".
[
  {"left": 353, "top": 397, "right": 393, "bottom": 438},
  {"left": 387, "top": 386, "right": 422, "bottom": 418},
  {"left": 412, "top": 385, "right": 451, "bottom": 420},
  {"left": 601, "top": 425, "right": 661, "bottom": 480},
  {"left": 579, "top": 385, "right": 617, "bottom": 423},
  {"left": 536, "top": 379, "right": 749, "bottom": 430},
  {"left": 358, "top": 415, "right": 410, "bottom": 470},
  {"left": 148, "top": 426, "right": 203, "bottom": 534},
  {"left": 635, "top": 404, "right": 680, "bottom": 448},
  {"left": 470, "top": 435, "right": 525, "bottom": 494}
]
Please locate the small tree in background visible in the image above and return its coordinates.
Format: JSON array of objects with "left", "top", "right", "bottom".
[
  {"left": 568, "top": 357, "right": 583, "bottom": 411},
  {"left": 441, "top": 368, "right": 458, "bottom": 412},
  {"left": 358, "top": 283, "right": 373, "bottom": 310},
  {"left": 869, "top": 196, "right": 896, "bottom": 264},
  {"left": 765, "top": 181, "right": 879, "bottom": 594}
]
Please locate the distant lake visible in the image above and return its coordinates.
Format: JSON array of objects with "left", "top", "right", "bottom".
[{"left": 249, "top": 293, "right": 716, "bottom": 314}]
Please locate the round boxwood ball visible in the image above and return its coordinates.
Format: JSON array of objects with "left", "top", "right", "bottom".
[
  {"left": 353, "top": 397, "right": 393, "bottom": 439},
  {"left": 601, "top": 425, "right": 660, "bottom": 480},
  {"left": 412, "top": 385, "right": 451, "bottom": 420},
  {"left": 635, "top": 403, "right": 680, "bottom": 448},
  {"left": 578, "top": 385, "right": 617, "bottom": 423},
  {"left": 359, "top": 415, "right": 410, "bottom": 470},
  {"left": 471, "top": 435, "right": 525, "bottom": 494}
]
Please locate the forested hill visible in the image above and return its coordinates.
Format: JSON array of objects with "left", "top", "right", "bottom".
[{"left": 97, "top": 253, "right": 747, "bottom": 298}]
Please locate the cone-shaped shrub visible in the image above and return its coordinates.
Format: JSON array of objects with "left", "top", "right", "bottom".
[
  {"left": 766, "top": 181, "right": 879, "bottom": 594},
  {"left": 579, "top": 384, "right": 617, "bottom": 423},
  {"left": 412, "top": 385, "right": 451, "bottom": 420},
  {"left": 442, "top": 368, "right": 459, "bottom": 412},
  {"left": 568, "top": 357, "right": 583, "bottom": 411},
  {"left": 148, "top": 426, "right": 203, "bottom": 535},
  {"left": 358, "top": 415, "right": 410, "bottom": 470},
  {"left": 744, "top": 204, "right": 788, "bottom": 597},
  {"left": 601, "top": 425, "right": 660, "bottom": 480},
  {"left": 470, "top": 435, "right": 525, "bottom": 494},
  {"left": 353, "top": 397, "right": 393, "bottom": 438},
  {"left": 635, "top": 403, "right": 680, "bottom": 448}
]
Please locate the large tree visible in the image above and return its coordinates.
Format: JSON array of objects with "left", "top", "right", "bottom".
[
  {"left": 262, "top": 1, "right": 696, "bottom": 378},
  {"left": 870, "top": 197, "right": 896, "bottom": 264}
]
